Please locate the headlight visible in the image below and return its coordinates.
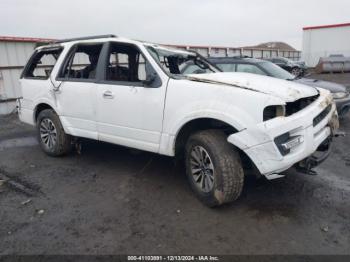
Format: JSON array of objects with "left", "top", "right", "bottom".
[
  {"left": 332, "top": 92, "right": 348, "bottom": 99},
  {"left": 263, "top": 105, "right": 285, "bottom": 121}
]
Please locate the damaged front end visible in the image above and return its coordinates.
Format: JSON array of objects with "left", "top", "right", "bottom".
[
  {"left": 227, "top": 88, "right": 339, "bottom": 179},
  {"left": 296, "top": 109, "right": 340, "bottom": 175}
]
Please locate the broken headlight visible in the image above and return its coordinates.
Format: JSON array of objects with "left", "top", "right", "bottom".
[
  {"left": 263, "top": 105, "right": 285, "bottom": 121},
  {"left": 274, "top": 132, "right": 304, "bottom": 156}
]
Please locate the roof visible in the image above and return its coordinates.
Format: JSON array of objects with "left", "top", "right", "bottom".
[
  {"left": 0, "top": 35, "right": 55, "bottom": 43},
  {"left": 303, "top": 22, "right": 350, "bottom": 31}
]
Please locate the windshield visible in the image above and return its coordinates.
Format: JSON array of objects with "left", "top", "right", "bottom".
[
  {"left": 258, "top": 61, "right": 295, "bottom": 80},
  {"left": 144, "top": 44, "right": 220, "bottom": 77}
]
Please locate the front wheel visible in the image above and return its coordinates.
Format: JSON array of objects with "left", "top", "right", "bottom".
[
  {"left": 37, "top": 109, "right": 72, "bottom": 156},
  {"left": 185, "top": 130, "right": 244, "bottom": 207}
]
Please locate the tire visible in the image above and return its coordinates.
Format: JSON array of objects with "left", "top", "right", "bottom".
[
  {"left": 36, "top": 109, "right": 72, "bottom": 157},
  {"left": 185, "top": 130, "right": 244, "bottom": 207}
]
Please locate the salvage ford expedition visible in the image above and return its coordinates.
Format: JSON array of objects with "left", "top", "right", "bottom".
[{"left": 18, "top": 35, "right": 339, "bottom": 207}]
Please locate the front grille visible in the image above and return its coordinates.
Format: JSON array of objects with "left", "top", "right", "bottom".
[
  {"left": 285, "top": 94, "right": 319, "bottom": 116},
  {"left": 313, "top": 104, "right": 332, "bottom": 127}
]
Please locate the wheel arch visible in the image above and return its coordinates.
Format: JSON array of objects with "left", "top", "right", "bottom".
[
  {"left": 34, "top": 103, "right": 55, "bottom": 123},
  {"left": 174, "top": 117, "right": 240, "bottom": 157},
  {"left": 173, "top": 117, "right": 259, "bottom": 176}
]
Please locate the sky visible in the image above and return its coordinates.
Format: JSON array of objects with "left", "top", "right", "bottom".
[{"left": 1, "top": 0, "right": 349, "bottom": 50}]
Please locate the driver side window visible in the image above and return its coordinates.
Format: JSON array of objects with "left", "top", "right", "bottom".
[{"left": 105, "top": 43, "right": 147, "bottom": 82}]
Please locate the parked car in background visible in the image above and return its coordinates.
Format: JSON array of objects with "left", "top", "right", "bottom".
[
  {"left": 18, "top": 35, "right": 339, "bottom": 207},
  {"left": 181, "top": 57, "right": 350, "bottom": 118},
  {"left": 264, "top": 57, "right": 307, "bottom": 76}
]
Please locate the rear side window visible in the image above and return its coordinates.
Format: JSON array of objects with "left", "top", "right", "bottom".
[
  {"left": 236, "top": 64, "right": 266, "bottom": 75},
  {"left": 216, "top": 63, "right": 237, "bottom": 72},
  {"left": 274, "top": 58, "right": 286, "bottom": 64},
  {"left": 58, "top": 43, "right": 103, "bottom": 80},
  {"left": 22, "top": 48, "right": 63, "bottom": 79}
]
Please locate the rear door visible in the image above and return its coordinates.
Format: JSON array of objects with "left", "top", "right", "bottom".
[
  {"left": 96, "top": 42, "right": 166, "bottom": 153},
  {"left": 54, "top": 43, "right": 104, "bottom": 139}
]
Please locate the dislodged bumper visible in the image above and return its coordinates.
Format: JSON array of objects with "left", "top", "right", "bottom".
[{"left": 228, "top": 90, "right": 339, "bottom": 178}]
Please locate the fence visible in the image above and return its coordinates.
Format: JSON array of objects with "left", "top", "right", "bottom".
[{"left": 166, "top": 44, "right": 301, "bottom": 61}]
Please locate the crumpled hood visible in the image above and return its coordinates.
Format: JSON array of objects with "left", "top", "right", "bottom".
[
  {"left": 295, "top": 78, "right": 347, "bottom": 93},
  {"left": 186, "top": 72, "right": 319, "bottom": 102}
]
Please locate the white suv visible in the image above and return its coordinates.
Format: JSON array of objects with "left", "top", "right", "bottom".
[{"left": 18, "top": 35, "right": 339, "bottom": 206}]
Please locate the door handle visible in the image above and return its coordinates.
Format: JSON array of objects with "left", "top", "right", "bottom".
[{"left": 103, "top": 91, "right": 114, "bottom": 99}]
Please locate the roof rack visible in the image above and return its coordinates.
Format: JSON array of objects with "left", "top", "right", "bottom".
[{"left": 54, "top": 34, "right": 117, "bottom": 44}]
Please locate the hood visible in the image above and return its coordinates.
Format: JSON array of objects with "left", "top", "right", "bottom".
[
  {"left": 186, "top": 72, "right": 318, "bottom": 102},
  {"left": 295, "top": 78, "right": 347, "bottom": 93}
]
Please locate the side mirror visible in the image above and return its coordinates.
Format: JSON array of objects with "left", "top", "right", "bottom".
[{"left": 143, "top": 73, "right": 157, "bottom": 87}]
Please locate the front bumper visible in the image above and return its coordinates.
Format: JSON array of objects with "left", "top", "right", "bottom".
[{"left": 228, "top": 90, "right": 338, "bottom": 177}]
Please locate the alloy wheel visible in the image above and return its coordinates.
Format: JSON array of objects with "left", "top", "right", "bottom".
[
  {"left": 189, "top": 146, "right": 215, "bottom": 193},
  {"left": 40, "top": 118, "right": 57, "bottom": 150}
]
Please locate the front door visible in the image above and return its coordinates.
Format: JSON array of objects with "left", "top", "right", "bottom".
[{"left": 96, "top": 42, "right": 166, "bottom": 153}]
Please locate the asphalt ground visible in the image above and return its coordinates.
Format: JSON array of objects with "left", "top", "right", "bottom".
[{"left": 0, "top": 73, "right": 349, "bottom": 256}]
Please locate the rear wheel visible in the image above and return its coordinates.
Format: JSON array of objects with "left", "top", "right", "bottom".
[
  {"left": 37, "top": 109, "right": 72, "bottom": 156},
  {"left": 185, "top": 130, "right": 244, "bottom": 207}
]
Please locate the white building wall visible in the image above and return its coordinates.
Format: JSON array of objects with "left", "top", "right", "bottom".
[
  {"left": 0, "top": 42, "right": 35, "bottom": 99},
  {"left": 302, "top": 25, "right": 350, "bottom": 67},
  {"left": 0, "top": 41, "right": 37, "bottom": 114}
]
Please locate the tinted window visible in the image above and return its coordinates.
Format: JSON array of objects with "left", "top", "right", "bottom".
[
  {"left": 105, "top": 43, "right": 148, "bottom": 82},
  {"left": 274, "top": 58, "right": 287, "bottom": 64},
  {"left": 258, "top": 62, "right": 294, "bottom": 80},
  {"left": 236, "top": 64, "right": 266, "bottom": 75},
  {"left": 59, "top": 44, "right": 103, "bottom": 80},
  {"left": 23, "top": 48, "right": 63, "bottom": 79},
  {"left": 216, "top": 63, "right": 236, "bottom": 72}
]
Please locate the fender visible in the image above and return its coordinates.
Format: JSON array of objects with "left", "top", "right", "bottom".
[{"left": 159, "top": 103, "right": 256, "bottom": 156}]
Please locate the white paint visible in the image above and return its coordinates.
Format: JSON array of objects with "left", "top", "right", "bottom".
[
  {"left": 18, "top": 37, "right": 338, "bottom": 179},
  {"left": 302, "top": 25, "right": 350, "bottom": 67},
  {"left": 228, "top": 89, "right": 336, "bottom": 175}
]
